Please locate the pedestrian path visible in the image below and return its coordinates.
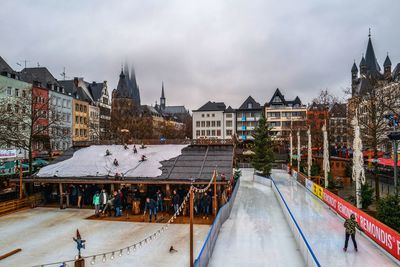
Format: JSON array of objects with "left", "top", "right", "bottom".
[
  {"left": 272, "top": 169, "right": 398, "bottom": 267},
  {"left": 208, "top": 169, "right": 305, "bottom": 267}
]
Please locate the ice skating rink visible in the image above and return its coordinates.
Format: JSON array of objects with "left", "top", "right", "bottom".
[
  {"left": 272, "top": 169, "right": 398, "bottom": 267},
  {"left": 0, "top": 208, "right": 209, "bottom": 266},
  {"left": 209, "top": 169, "right": 305, "bottom": 267}
]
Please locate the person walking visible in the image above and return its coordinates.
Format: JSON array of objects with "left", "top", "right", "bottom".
[
  {"left": 93, "top": 191, "right": 101, "bottom": 217},
  {"left": 156, "top": 190, "right": 164, "bottom": 212},
  {"left": 100, "top": 189, "right": 108, "bottom": 212},
  {"left": 172, "top": 190, "right": 180, "bottom": 215},
  {"left": 343, "top": 214, "right": 363, "bottom": 252},
  {"left": 114, "top": 191, "right": 122, "bottom": 217},
  {"left": 202, "top": 192, "right": 211, "bottom": 219},
  {"left": 143, "top": 197, "right": 158, "bottom": 222}
]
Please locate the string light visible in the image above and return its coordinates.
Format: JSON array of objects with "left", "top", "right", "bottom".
[
  {"left": 119, "top": 249, "right": 123, "bottom": 257},
  {"left": 110, "top": 252, "right": 115, "bottom": 260},
  {"left": 102, "top": 254, "right": 106, "bottom": 262},
  {"left": 90, "top": 256, "right": 96, "bottom": 265},
  {"left": 127, "top": 247, "right": 131, "bottom": 254}
]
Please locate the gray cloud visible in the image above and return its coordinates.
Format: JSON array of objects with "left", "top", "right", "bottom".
[{"left": 1, "top": 0, "right": 400, "bottom": 110}]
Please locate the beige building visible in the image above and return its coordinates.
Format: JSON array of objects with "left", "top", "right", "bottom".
[
  {"left": 72, "top": 99, "right": 89, "bottom": 142},
  {"left": 265, "top": 88, "right": 307, "bottom": 141}
]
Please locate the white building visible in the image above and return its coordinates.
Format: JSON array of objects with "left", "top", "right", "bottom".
[
  {"left": 192, "top": 101, "right": 236, "bottom": 140},
  {"left": 235, "top": 96, "right": 262, "bottom": 141}
]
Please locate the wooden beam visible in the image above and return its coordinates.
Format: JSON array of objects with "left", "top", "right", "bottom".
[{"left": 0, "top": 248, "right": 22, "bottom": 261}]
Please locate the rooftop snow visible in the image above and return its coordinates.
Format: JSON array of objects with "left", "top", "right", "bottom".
[{"left": 36, "top": 145, "right": 187, "bottom": 178}]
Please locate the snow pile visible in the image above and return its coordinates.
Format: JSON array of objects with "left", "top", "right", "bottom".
[{"left": 36, "top": 144, "right": 187, "bottom": 178}]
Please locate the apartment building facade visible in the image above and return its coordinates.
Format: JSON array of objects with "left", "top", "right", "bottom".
[
  {"left": 235, "top": 96, "right": 262, "bottom": 141},
  {"left": 265, "top": 88, "right": 307, "bottom": 141},
  {"left": 192, "top": 101, "right": 235, "bottom": 139}
]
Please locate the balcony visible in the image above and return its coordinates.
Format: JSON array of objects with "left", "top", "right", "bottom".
[{"left": 238, "top": 135, "right": 254, "bottom": 140}]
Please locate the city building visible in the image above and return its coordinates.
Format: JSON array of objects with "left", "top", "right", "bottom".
[
  {"left": 265, "top": 88, "right": 307, "bottom": 142},
  {"left": 20, "top": 67, "right": 73, "bottom": 156},
  {"left": 0, "top": 56, "right": 32, "bottom": 159},
  {"left": 223, "top": 106, "right": 236, "bottom": 139},
  {"left": 192, "top": 101, "right": 229, "bottom": 139},
  {"left": 59, "top": 78, "right": 93, "bottom": 143},
  {"left": 306, "top": 102, "right": 329, "bottom": 149},
  {"left": 88, "top": 81, "right": 111, "bottom": 139},
  {"left": 235, "top": 96, "right": 262, "bottom": 141},
  {"left": 329, "top": 103, "right": 348, "bottom": 146}
]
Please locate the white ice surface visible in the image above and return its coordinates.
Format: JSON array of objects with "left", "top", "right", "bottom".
[
  {"left": 0, "top": 208, "right": 209, "bottom": 267},
  {"left": 272, "top": 169, "right": 399, "bottom": 267},
  {"left": 209, "top": 169, "right": 305, "bottom": 267},
  {"left": 36, "top": 144, "right": 187, "bottom": 178}
]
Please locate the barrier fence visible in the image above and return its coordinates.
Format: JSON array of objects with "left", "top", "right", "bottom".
[{"left": 193, "top": 178, "right": 240, "bottom": 267}]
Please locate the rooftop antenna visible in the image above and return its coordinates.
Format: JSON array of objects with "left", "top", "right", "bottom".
[
  {"left": 37, "top": 62, "right": 40, "bottom": 67},
  {"left": 60, "top": 67, "right": 69, "bottom": 80},
  {"left": 16, "top": 59, "right": 30, "bottom": 69},
  {"left": 368, "top": 28, "right": 371, "bottom": 38}
]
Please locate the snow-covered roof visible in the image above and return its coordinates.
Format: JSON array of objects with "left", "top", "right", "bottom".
[{"left": 36, "top": 145, "right": 187, "bottom": 178}]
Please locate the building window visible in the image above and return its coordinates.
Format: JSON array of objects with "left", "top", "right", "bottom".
[
  {"left": 201, "top": 114, "right": 204, "bottom": 118},
  {"left": 15, "top": 88, "right": 19, "bottom": 97},
  {"left": 75, "top": 129, "right": 79, "bottom": 136},
  {"left": 196, "top": 130, "right": 200, "bottom": 136},
  {"left": 201, "top": 121, "right": 205, "bottom": 127},
  {"left": 206, "top": 130, "right": 211, "bottom": 136},
  {"left": 217, "top": 121, "right": 221, "bottom": 127},
  {"left": 226, "top": 113, "right": 232, "bottom": 118},
  {"left": 75, "top": 104, "right": 79, "bottom": 111},
  {"left": 201, "top": 130, "right": 205, "bottom": 136},
  {"left": 196, "top": 121, "right": 200, "bottom": 127},
  {"left": 7, "top": 87, "right": 12, "bottom": 95},
  {"left": 212, "top": 113, "right": 215, "bottom": 117},
  {"left": 207, "top": 114, "right": 210, "bottom": 117},
  {"left": 226, "top": 120, "right": 232, "bottom": 127},
  {"left": 247, "top": 103, "right": 253, "bottom": 109},
  {"left": 211, "top": 121, "right": 216, "bottom": 127},
  {"left": 76, "top": 116, "right": 79, "bottom": 124},
  {"left": 226, "top": 129, "right": 232, "bottom": 136},
  {"left": 22, "top": 90, "right": 26, "bottom": 97},
  {"left": 216, "top": 130, "right": 221, "bottom": 136},
  {"left": 206, "top": 121, "right": 210, "bottom": 127}
]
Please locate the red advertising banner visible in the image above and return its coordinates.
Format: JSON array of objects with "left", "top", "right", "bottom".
[{"left": 323, "top": 189, "right": 400, "bottom": 261}]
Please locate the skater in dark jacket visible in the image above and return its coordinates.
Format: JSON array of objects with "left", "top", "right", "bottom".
[
  {"left": 172, "top": 190, "right": 180, "bottom": 214},
  {"left": 343, "top": 214, "right": 363, "bottom": 252}
]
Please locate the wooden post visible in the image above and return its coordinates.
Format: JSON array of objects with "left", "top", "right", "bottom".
[
  {"left": 19, "top": 160, "right": 23, "bottom": 199},
  {"left": 189, "top": 189, "right": 194, "bottom": 267},
  {"left": 75, "top": 257, "right": 85, "bottom": 267},
  {"left": 213, "top": 172, "right": 217, "bottom": 216},
  {"left": 59, "top": 183, "right": 64, "bottom": 209}
]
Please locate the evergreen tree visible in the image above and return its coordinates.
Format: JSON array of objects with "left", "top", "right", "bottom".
[{"left": 251, "top": 114, "right": 274, "bottom": 176}]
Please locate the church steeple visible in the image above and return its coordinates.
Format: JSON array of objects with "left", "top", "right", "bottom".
[
  {"left": 351, "top": 60, "right": 358, "bottom": 83},
  {"left": 359, "top": 54, "right": 367, "bottom": 75},
  {"left": 384, "top": 53, "right": 392, "bottom": 78},
  {"left": 364, "top": 29, "right": 381, "bottom": 73},
  {"left": 160, "top": 81, "right": 166, "bottom": 110}
]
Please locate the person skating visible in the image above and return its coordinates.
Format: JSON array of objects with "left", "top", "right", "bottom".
[
  {"left": 140, "top": 155, "right": 147, "bottom": 162},
  {"left": 105, "top": 149, "right": 111, "bottom": 156},
  {"left": 92, "top": 191, "right": 100, "bottom": 217},
  {"left": 123, "top": 144, "right": 129, "bottom": 150},
  {"left": 202, "top": 192, "right": 211, "bottom": 219},
  {"left": 140, "top": 143, "right": 146, "bottom": 149},
  {"left": 133, "top": 145, "right": 138, "bottom": 154},
  {"left": 143, "top": 197, "right": 157, "bottom": 222},
  {"left": 172, "top": 190, "right": 180, "bottom": 214},
  {"left": 343, "top": 214, "right": 363, "bottom": 252}
]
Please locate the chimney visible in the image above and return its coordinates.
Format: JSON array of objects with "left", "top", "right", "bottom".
[{"left": 73, "top": 77, "right": 79, "bottom": 87}]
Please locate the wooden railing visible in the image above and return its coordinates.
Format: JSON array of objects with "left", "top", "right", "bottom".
[{"left": 0, "top": 194, "right": 43, "bottom": 215}]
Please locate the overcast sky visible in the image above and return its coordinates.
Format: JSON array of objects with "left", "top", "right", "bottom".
[{"left": 1, "top": 0, "right": 400, "bottom": 110}]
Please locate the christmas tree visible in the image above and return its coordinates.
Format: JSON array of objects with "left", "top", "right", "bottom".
[{"left": 251, "top": 114, "right": 274, "bottom": 176}]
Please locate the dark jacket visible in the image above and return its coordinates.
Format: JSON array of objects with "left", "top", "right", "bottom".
[
  {"left": 203, "top": 195, "right": 212, "bottom": 207},
  {"left": 114, "top": 195, "right": 121, "bottom": 207},
  {"left": 144, "top": 199, "right": 157, "bottom": 211},
  {"left": 172, "top": 194, "right": 180, "bottom": 205}
]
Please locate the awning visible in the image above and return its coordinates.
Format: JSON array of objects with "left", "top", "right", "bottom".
[{"left": 367, "top": 158, "right": 400, "bottom": 167}]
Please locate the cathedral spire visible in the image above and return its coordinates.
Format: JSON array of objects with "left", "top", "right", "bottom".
[
  {"left": 124, "top": 62, "right": 130, "bottom": 80},
  {"left": 160, "top": 81, "right": 166, "bottom": 110},
  {"left": 365, "top": 29, "right": 381, "bottom": 73}
]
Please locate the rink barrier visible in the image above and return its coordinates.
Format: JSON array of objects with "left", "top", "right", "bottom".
[
  {"left": 193, "top": 178, "right": 240, "bottom": 267},
  {"left": 271, "top": 179, "right": 321, "bottom": 267},
  {"left": 289, "top": 168, "right": 400, "bottom": 264}
]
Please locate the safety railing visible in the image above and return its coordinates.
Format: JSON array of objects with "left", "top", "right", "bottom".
[{"left": 193, "top": 178, "right": 240, "bottom": 267}]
